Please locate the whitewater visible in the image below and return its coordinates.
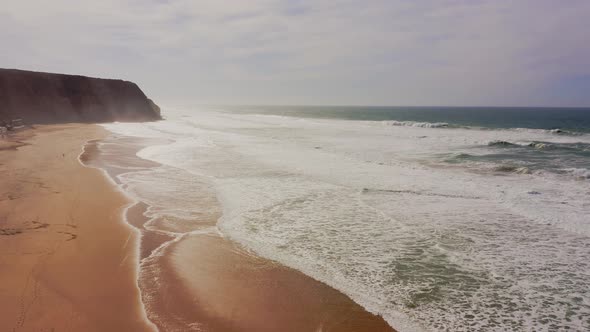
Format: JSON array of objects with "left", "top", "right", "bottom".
[{"left": 104, "top": 108, "right": 590, "bottom": 331}]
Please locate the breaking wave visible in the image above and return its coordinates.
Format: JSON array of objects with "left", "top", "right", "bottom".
[
  {"left": 561, "top": 168, "right": 590, "bottom": 180},
  {"left": 379, "top": 121, "right": 587, "bottom": 136},
  {"left": 382, "top": 120, "right": 450, "bottom": 128},
  {"left": 487, "top": 140, "right": 517, "bottom": 147},
  {"left": 103, "top": 108, "right": 590, "bottom": 332},
  {"left": 512, "top": 128, "right": 582, "bottom": 136}
]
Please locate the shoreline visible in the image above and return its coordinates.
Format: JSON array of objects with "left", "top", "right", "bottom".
[
  {"left": 0, "top": 124, "right": 156, "bottom": 331},
  {"left": 1, "top": 124, "right": 397, "bottom": 331},
  {"left": 88, "top": 129, "right": 397, "bottom": 331}
]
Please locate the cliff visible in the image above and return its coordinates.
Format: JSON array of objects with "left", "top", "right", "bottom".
[{"left": 0, "top": 68, "right": 161, "bottom": 124}]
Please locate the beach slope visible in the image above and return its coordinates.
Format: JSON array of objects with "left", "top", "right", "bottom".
[{"left": 0, "top": 125, "right": 154, "bottom": 331}]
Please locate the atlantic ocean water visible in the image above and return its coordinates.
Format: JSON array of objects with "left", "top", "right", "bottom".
[
  {"left": 104, "top": 106, "right": 590, "bottom": 331},
  {"left": 223, "top": 105, "right": 590, "bottom": 132}
]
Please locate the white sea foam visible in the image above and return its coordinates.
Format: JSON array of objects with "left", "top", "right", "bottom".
[
  {"left": 562, "top": 167, "right": 590, "bottom": 180},
  {"left": 382, "top": 120, "right": 450, "bottom": 128},
  {"left": 103, "top": 108, "right": 590, "bottom": 331}
]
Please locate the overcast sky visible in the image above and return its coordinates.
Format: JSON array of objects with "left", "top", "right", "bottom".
[{"left": 2, "top": 0, "right": 589, "bottom": 107}]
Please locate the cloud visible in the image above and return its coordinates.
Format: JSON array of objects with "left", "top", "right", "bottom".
[{"left": 2, "top": 0, "right": 589, "bottom": 106}]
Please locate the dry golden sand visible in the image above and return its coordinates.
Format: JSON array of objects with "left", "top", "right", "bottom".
[{"left": 0, "top": 125, "right": 154, "bottom": 332}]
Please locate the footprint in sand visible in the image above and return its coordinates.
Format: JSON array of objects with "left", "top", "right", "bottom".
[{"left": 0, "top": 220, "right": 77, "bottom": 241}]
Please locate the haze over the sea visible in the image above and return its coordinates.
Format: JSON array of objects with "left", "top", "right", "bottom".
[
  {"left": 2, "top": 0, "right": 589, "bottom": 107},
  {"left": 3, "top": 2, "right": 590, "bottom": 331}
]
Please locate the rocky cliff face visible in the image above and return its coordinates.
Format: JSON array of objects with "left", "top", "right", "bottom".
[{"left": 0, "top": 68, "right": 161, "bottom": 124}]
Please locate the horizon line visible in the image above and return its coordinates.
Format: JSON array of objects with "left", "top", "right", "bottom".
[{"left": 180, "top": 103, "right": 590, "bottom": 110}]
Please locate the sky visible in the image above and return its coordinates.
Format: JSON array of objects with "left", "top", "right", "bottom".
[{"left": 1, "top": 0, "right": 590, "bottom": 107}]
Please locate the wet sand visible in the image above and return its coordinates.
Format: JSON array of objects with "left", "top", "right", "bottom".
[
  {"left": 166, "top": 234, "right": 396, "bottom": 331},
  {"left": 0, "top": 125, "right": 155, "bottom": 332},
  {"left": 0, "top": 125, "right": 396, "bottom": 331},
  {"left": 87, "top": 133, "right": 396, "bottom": 331}
]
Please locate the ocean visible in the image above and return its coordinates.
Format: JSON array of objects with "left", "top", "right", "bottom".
[{"left": 103, "top": 106, "right": 590, "bottom": 331}]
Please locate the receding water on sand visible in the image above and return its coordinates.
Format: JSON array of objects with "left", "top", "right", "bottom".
[
  {"left": 88, "top": 132, "right": 394, "bottom": 331},
  {"left": 104, "top": 108, "right": 590, "bottom": 331}
]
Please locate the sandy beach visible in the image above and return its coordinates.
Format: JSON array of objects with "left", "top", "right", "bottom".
[
  {"left": 0, "top": 125, "right": 154, "bottom": 332},
  {"left": 88, "top": 134, "right": 396, "bottom": 332},
  {"left": 1, "top": 125, "right": 395, "bottom": 331}
]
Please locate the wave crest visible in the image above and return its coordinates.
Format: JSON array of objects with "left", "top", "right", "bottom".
[
  {"left": 382, "top": 120, "right": 449, "bottom": 128},
  {"left": 561, "top": 168, "right": 590, "bottom": 180},
  {"left": 488, "top": 140, "right": 516, "bottom": 147}
]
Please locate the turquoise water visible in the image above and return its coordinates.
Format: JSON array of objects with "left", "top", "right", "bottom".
[{"left": 221, "top": 105, "right": 590, "bottom": 133}]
